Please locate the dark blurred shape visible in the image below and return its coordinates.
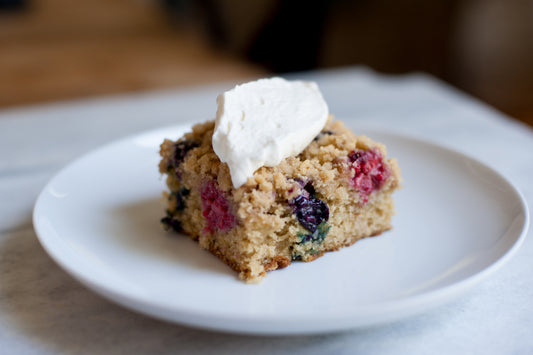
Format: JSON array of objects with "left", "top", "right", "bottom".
[
  {"left": 162, "top": 0, "right": 334, "bottom": 72},
  {"left": 163, "top": 0, "right": 227, "bottom": 44},
  {"left": 320, "top": 0, "right": 457, "bottom": 77},
  {"left": 0, "top": 0, "right": 26, "bottom": 11},
  {"left": 247, "top": 0, "right": 331, "bottom": 72},
  {"left": 449, "top": 0, "right": 533, "bottom": 121}
]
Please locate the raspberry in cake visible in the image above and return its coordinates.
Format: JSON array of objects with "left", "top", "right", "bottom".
[{"left": 158, "top": 78, "right": 401, "bottom": 282}]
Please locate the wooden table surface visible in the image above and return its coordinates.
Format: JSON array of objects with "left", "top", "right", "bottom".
[{"left": 0, "top": 0, "right": 266, "bottom": 108}]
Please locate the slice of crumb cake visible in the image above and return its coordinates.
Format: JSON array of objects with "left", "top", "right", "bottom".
[{"left": 159, "top": 117, "right": 401, "bottom": 282}]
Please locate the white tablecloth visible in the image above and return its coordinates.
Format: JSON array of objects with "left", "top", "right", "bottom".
[{"left": 1, "top": 67, "right": 531, "bottom": 354}]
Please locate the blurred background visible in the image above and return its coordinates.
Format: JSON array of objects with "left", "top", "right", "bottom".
[{"left": 1, "top": 0, "right": 532, "bottom": 126}]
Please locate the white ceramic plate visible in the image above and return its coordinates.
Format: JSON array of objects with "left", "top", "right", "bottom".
[{"left": 33, "top": 123, "right": 529, "bottom": 335}]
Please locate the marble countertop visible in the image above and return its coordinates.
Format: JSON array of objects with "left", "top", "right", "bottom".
[{"left": 1, "top": 67, "right": 532, "bottom": 354}]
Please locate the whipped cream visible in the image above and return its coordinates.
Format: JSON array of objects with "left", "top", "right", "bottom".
[{"left": 212, "top": 77, "right": 329, "bottom": 188}]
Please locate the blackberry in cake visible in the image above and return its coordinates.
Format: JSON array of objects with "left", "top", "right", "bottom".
[{"left": 158, "top": 78, "right": 401, "bottom": 282}]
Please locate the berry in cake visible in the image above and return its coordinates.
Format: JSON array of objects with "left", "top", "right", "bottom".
[{"left": 159, "top": 78, "right": 401, "bottom": 282}]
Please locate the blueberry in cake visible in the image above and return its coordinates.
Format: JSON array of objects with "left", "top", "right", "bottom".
[{"left": 159, "top": 78, "right": 401, "bottom": 282}]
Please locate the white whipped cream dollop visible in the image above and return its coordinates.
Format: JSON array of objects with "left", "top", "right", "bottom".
[{"left": 212, "top": 77, "right": 329, "bottom": 188}]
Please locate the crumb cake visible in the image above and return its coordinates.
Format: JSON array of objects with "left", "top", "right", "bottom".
[{"left": 159, "top": 116, "right": 401, "bottom": 282}]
